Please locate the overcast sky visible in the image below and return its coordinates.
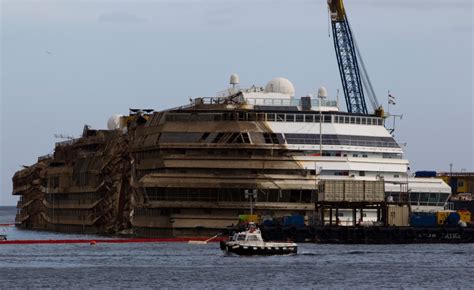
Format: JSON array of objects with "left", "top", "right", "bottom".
[{"left": 1, "top": 0, "right": 473, "bottom": 205}]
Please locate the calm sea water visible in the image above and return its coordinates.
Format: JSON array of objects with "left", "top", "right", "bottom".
[{"left": 0, "top": 206, "right": 473, "bottom": 288}]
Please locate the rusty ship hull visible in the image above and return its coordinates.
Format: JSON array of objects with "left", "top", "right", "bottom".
[
  {"left": 13, "top": 90, "right": 319, "bottom": 237},
  {"left": 12, "top": 77, "right": 450, "bottom": 238}
]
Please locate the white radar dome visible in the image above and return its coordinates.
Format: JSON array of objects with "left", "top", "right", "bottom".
[
  {"left": 107, "top": 114, "right": 123, "bottom": 130},
  {"left": 264, "top": 77, "right": 295, "bottom": 96},
  {"left": 230, "top": 73, "right": 240, "bottom": 86},
  {"left": 317, "top": 86, "right": 328, "bottom": 98}
]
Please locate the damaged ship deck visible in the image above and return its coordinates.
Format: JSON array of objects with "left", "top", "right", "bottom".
[{"left": 13, "top": 99, "right": 323, "bottom": 237}]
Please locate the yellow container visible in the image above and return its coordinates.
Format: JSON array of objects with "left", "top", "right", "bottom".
[
  {"left": 247, "top": 215, "right": 259, "bottom": 223},
  {"left": 238, "top": 214, "right": 259, "bottom": 223},
  {"left": 436, "top": 211, "right": 452, "bottom": 225},
  {"left": 457, "top": 210, "right": 471, "bottom": 223}
]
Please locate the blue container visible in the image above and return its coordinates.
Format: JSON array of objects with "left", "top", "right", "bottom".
[
  {"left": 283, "top": 215, "right": 305, "bottom": 227},
  {"left": 262, "top": 219, "right": 275, "bottom": 227},
  {"left": 446, "top": 212, "right": 461, "bottom": 225},
  {"left": 410, "top": 212, "right": 437, "bottom": 227},
  {"left": 415, "top": 171, "right": 437, "bottom": 178}
]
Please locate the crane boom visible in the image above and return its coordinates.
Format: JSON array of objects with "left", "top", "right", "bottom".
[{"left": 328, "top": 0, "right": 375, "bottom": 115}]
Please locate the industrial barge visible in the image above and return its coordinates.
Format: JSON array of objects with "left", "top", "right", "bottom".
[{"left": 11, "top": 0, "right": 470, "bottom": 242}]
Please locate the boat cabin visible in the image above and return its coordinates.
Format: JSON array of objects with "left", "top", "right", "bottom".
[{"left": 231, "top": 223, "right": 264, "bottom": 243}]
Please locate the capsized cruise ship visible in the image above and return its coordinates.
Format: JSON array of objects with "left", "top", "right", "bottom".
[{"left": 12, "top": 75, "right": 451, "bottom": 237}]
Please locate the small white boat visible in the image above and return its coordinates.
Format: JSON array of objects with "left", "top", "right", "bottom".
[{"left": 220, "top": 223, "right": 297, "bottom": 256}]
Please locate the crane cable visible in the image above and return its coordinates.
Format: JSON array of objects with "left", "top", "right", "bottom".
[{"left": 327, "top": 6, "right": 332, "bottom": 38}]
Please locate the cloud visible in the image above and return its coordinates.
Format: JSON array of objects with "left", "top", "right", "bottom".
[{"left": 98, "top": 12, "right": 147, "bottom": 24}]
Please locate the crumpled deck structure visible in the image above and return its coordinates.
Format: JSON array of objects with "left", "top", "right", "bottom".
[
  {"left": 13, "top": 123, "right": 135, "bottom": 235},
  {"left": 13, "top": 93, "right": 320, "bottom": 237}
]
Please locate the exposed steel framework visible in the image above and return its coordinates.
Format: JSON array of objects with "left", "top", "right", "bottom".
[
  {"left": 328, "top": 0, "right": 381, "bottom": 115},
  {"left": 331, "top": 17, "right": 368, "bottom": 114}
]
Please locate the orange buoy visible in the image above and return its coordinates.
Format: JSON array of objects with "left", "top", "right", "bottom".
[{"left": 90, "top": 240, "right": 97, "bottom": 245}]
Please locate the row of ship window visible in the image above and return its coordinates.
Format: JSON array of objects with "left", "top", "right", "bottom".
[
  {"left": 143, "top": 187, "right": 316, "bottom": 203},
  {"left": 49, "top": 224, "right": 97, "bottom": 233},
  {"left": 323, "top": 171, "right": 402, "bottom": 178},
  {"left": 45, "top": 192, "right": 100, "bottom": 201},
  {"left": 142, "top": 188, "right": 447, "bottom": 204},
  {"left": 155, "top": 132, "right": 400, "bottom": 148},
  {"left": 387, "top": 192, "right": 450, "bottom": 206},
  {"left": 44, "top": 200, "right": 99, "bottom": 206},
  {"left": 45, "top": 173, "right": 100, "bottom": 189},
  {"left": 72, "top": 172, "right": 99, "bottom": 187},
  {"left": 133, "top": 150, "right": 402, "bottom": 164},
  {"left": 166, "top": 112, "right": 384, "bottom": 126},
  {"left": 409, "top": 192, "right": 450, "bottom": 206},
  {"left": 45, "top": 208, "right": 95, "bottom": 217},
  {"left": 284, "top": 134, "right": 398, "bottom": 148}
]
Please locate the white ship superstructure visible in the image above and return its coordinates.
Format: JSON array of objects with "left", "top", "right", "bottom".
[{"left": 208, "top": 76, "right": 451, "bottom": 212}]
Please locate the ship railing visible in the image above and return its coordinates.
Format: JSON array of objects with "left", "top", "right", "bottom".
[
  {"left": 166, "top": 96, "right": 239, "bottom": 111},
  {"left": 245, "top": 98, "right": 338, "bottom": 108},
  {"left": 194, "top": 96, "right": 236, "bottom": 105},
  {"left": 215, "top": 87, "right": 241, "bottom": 98},
  {"left": 55, "top": 138, "right": 80, "bottom": 147},
  {"left": 189, "top": 97, "right": 338, "bottom": 107},
  {"left": 444, "top": 202, "right": 455, "bottom": 210},
  {"left": 169, "top": 94, "right": 339, "bottom": 111},
  {"left": 43, "top": 214, "right": 97, "bottom": 224},
  {"left": 285, "top": 138, "right": 400, "bottom": 148},
  {"left": 449, "top": 193, "right": 473, "bottom": 201},
  {"left": 437, "top": 172, "right": 474, "bottom": 177},
  {"left": 55, "top": 135, "right": 108, "bottom": 148},
  {"left": 77, "top": 151, "right": 103, "bottom": 158},
  {"left": 38, "top": 154, "right": 54, "bottom": 162},
  {"left": 43, "top": 199, "right": 102, "bottom": 209}
]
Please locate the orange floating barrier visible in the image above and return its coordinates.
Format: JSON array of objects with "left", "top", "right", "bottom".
[{"left": 0, "top": 237, "right": 225, "bottom": 245}]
